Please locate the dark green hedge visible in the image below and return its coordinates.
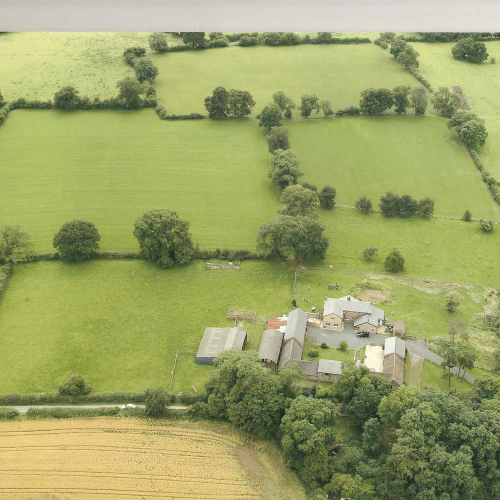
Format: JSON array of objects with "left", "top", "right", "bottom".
[
  {"left": 0, "top": 391, "right": 146, "bottom": 405},
  {"left": 26, "top": 407, "right": 121, "bottom": 419},
  {"left": 0, "top": 408, "right": 19, "bottom": 420},
  {"left": 469, "top": 150, "right": 500, "bottom": 205}
]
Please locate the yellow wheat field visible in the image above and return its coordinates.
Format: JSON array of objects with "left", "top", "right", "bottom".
[{"left": 0, "top": 418, "right": 306, "bottom": 500}]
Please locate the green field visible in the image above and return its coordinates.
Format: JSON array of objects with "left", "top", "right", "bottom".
[
  {"left": 0, "top": 109, "right": 279, "bottom": 253},
  {"left": 0, "top": 259, "right": 293, "bottom": 394},
  {"left": 414, "top": 40, "right": 500, "bottom": 177},
  {"left": 151, "top": 44, "right": 422, "bottom": 115},
  {"left": 288, "top": 116, "right": 500, "bottom": 218}
]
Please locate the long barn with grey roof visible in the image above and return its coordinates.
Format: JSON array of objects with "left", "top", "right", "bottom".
[
  {"left": 258, "top": 329, "right": 283, "bottom": 371},
  {"left": 196, "top": 327, "right": 247, "bottom": 365}
]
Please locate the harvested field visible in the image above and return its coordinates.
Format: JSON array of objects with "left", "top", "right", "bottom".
[{"left": 0, "top": 419, "right": 306, "bottom": 500}]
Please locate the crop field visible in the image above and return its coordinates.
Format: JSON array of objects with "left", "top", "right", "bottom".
[
  {"left": 288, "top": 116, "right": 500, "bottom": 218},
  {"left": 0, "top": 419, "right": 306, "bottom": 499},
  {"left": 319, "top": 208, "right": 500, "bottom": 286},
  {"left": 414, "top": 40, "right": 500, "bottom": 177},
  {"left": 151, "top": 44, "right": 422, "bottom": 115},
  {"left": 0, "top": 109, "right": 279, "bottom": 253},
  {"left": 0, "top": 259, "right": 293, "bottom": 394}
]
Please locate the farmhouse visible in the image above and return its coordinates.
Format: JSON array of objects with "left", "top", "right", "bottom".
[
  {"left": 258, "top": 329, "right": 283, "bottom": 371},
  {"left": 196, "top": 327, "right": 247, "bottom": 365},
  {"left": 322, "top": 295, "right": 385, "bottom": 333}
]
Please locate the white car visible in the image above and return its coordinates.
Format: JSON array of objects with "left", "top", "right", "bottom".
[{"left": 120, "top": 404, "right": 137, "bottom": 409}]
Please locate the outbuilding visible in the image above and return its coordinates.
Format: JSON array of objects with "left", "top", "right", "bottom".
[
  {"left": 195, "top": 327, "right": 247, "bottom": 365},
  {"left": 393, "top": 320, "right": 406, "bottom": 337},
  {"left": 318, "top": 359, "right": 343, "bottom": 382},
  {"left": 258, "top": 329, "right": 283, "bottom": 371}
]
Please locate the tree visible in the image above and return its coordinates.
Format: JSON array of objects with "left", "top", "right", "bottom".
[
  {"left": 319, "top": 98, "right": 334, "bottom": 117},
  {"left": 397, "top": 46, "right": 420, "bottom": 69},
  {"left": 441, "top": 345, "right": 458, "bottom": 385},
  {"left": 392, "top": 86, "right": 411, "bottom": 114},
  {"left": 431, "top": 87, "right": 461, "bottom": 118},
  {"left": 53, "top": 220, "right": 100, "bottom": 261},
  {"left": 58, "top": 373, "right": 91, "bottom": 396},
  {"left": 385, "top": 249, "right": 405, "bottom": 273},
  {"left": 266, "top": 126, "right": 290, "bottom": 152},
  {"left": 133, "top": 209, "right": 194, "bottom": 268},
  {"left": 116, "top": 77, "right": 144, "bottom": 109},
  {"left": 0, "top": 90, "right": 5, "bottom": 107},
  {"left": 359, "top": 88, "right": 393, "bottom": 115},
  {"left": 149, "top": 32, "right": 169, "bottom": 53},
  {"left": 447, "top": 110, "right": 481, "bottom": 130},
  {"left": 462, "top": 209, "right": 472, "bottom": 221},
  {"left": 459, "top": 119, "right": 488, "bottom": 148},
  {"left": 480, "top": 218, "right": 494, "bottom": 232},
  {"left": 446, "top": 298, "right": 460, "bottom": 312},
  {"left": 339, "top": 340, "right": 348, "bottom": 351},
  {"left": 257, "top": 215, "right": 329, "bottom": 262},
  {"left": 474, "top": 375, "right": 500, "bottom": 400},
  {"left": 273, "top": 91, "right": 296, "bottom": 118},
  {"left": 268, "top": 149, "right": 302, "bottom": 189},
  {"left": 134, "top": 58, "right": 158, "bottom": 83},
  {"left": 144, "top": 387, "right": 171, "bottom": 416},
  {"left": 182, "top": 32, "right": 206, "bottom": 49},
  {"left": 410, "top": 87, "right": 428, "bottom": 115},
  {"left": 204, "top": 87, "right": 229, "bottom": 118},
  {"left": 417, "top": 197, "right": 435, "bottom": 217},
  {"left": 228, "top": 89, "right": 255, "bottom": 117},
  {"left": 319, "top": 185, "right": 337, "bottom": 209},
  {"left": 326, "top": 473, "right": 375, "bottom": 500},
  {"left": 0, "top": 225, "right": 34, "bottom": 262},
  {"left": 456, "top": 349, "right": 475, "bottom": 377},
  {"left": 379, "top": 192, "right": 400, "bottom": 217},
  {"left": 363, "top": 247, "right": 378, "bottom": 261},
  {"left": 355, "top": 196, "right": 373, "bottom": 213},
  {"left": 123, "top": 46, "right": 146, "bottom": 66},
  {"left": 302, "top": 182, "right": 318, "bottom": 192},
  {"left": 280, "top": 396, "right": 339, "bottom": 487},
  {"left": 452, "top": 37, "right": 488, "bottom": 63},
  {"left": 259, "top": 103, "right": 283, "bottom": 129},
  {"left": 316, "top": 32, "right": 333, "bottom": 44},
  {"left": 362, "top": 418, "right": 382, "bottom": 456},
  {"left": 378, "top": 385, "right": 420, "bottom": 427},
  {"left": 299, "top": 94, "right": 320, "bottom": 117},
  {"left": 389, "top": 38, "right": 407, "bottom": 58},
  {"left": 54, "top": 86, "right": 80, "bottom": 110},
  {"left": 397, "top": 194, "right": 418, "bottom": 218},
  {"left": 279, "top": 184, "right": 319, "bottom": 216}
]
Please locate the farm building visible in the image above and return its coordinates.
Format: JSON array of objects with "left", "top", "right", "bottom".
[
  {"left": 295, "top": 360, "right": 319, "bottom": 381},
  {"left": 383, "top": 337, "right": 406, "bottom": 387},
  {"left": 318, "top": 359, "right": 343, "bottom": 382},
  {"left": 266, "top": 315, "right": 288, "bottom": 331},
  {"left": 258, "top": 329, "right": 283, "bottom": 371},
  {"left": 278, "top": 308, "right": 308, "bottom": 371},
  {"left": 195, "top": 327, "right": 247, "bottom": 365},
  {"left": 393, "top": 320, "right": 406, "bottom": 337},
  {"left": 322, "top": 295, "right": 385, "bottom": 333}
]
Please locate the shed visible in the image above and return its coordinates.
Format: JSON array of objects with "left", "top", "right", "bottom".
[
  {"left": 318, "top": 359, "right": 343, "bottom": 382},
  {"left": 393, "top": 320, "right": 406, "bottom": 337},
  {"left": 196, "top": 327, "right": 247, "bottom": 365},
  {"left": 295, "top": 360, "right": 319, "bottom": 381},
  {"left": 258, "top": 329, "right": 283, "bottom": 371}
]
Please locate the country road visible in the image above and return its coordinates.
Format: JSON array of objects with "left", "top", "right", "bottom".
[{"left": 0, "top": 404, "right": 189, "bottom": 414}]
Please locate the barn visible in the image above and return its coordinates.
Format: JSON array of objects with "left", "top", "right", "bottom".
[
  {"left": 258, "top": 329, "right": 284, "bottom": 371},
  {"left": 195, "top": 327, "right": 247, "bottom": 365}
]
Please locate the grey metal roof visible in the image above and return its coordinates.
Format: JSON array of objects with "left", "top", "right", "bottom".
[
  {"left": 258, "top": 329, "right": 283, "bottom": 364},
  {"left": 295, "top": 360, "right": 319, "bottom": 377},
  {"left": 318, "top": 359, "right": 343, "bottom": 375},
  {"left": 196, "top": 327, "right": 247, "bottom": 359},
  {"left": 324, "top": 296, "right": 375, "bottom": 317},
  {"left": 283, "top": 308, "right": 307, "bottom": 343},
  {"left": 384, "top": 337, "right": 406, "bottom": 359},
  {"left": 393, "top": 320, "right": 406, "bottom": 333},
  {"left": 278, "top": 338, "right": 303, "bottom": 370}
]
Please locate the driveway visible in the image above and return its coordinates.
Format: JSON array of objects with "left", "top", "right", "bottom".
[{"left": 306, "top": 326, "right": 476, "bottom": 384}]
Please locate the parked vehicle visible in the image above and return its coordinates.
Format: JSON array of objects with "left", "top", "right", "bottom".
[
  {"left": 120, "top": 404, "right": 137, "bottom": 409},
  {"left": 356, "top": 332, "right": 370, "bottom": 338}
]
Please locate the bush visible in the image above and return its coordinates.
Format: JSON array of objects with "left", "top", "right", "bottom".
[
  {"left": 27, "top": 407, "right": 120, "bottom": 419},
  {"left": 363, "top": 247, "right": 379, "bottom": 260},
  {"left": 480, "top": 218, "right": 494, "bottom": 232},
  {"left": 339, "top": 341, "right": 348, "bottom": 351},
  {"left": 58, "top": 374, "right": 91, "bottom": 396},
  {"left": 335, "top": 106, "right": 361, "bottom": 117},
  {"left": 319, "top": 185, "right": 337, "bottom": 209},
  {"left": 355, "top": 196, "right": 373, "bottom": 213},
  {"left": 385, "top": 249, "right": 405, "bottom": 273},
  {"left": 320, "top": 342, "right": 329, "bottom": 349},
  {"left": 208, "top": 37, "right": 228, "bottom": 48},
  {"left": 308, "top": 348, "right": 319, "bottom": 358},
  {"left": 462, "top": 209, "right": 472, "bottom": 221},
  {"left": 177, "top": 392, "right": 208, "bottom": 405},
  {"left": 0, "top": 408, "right": 19, "bottom": 420},
  {"left": 239, "top": 36, "right": 259, "bottom": 47},
  {"left": 446, "top": 298, "right": 460, "bottom": 313}
]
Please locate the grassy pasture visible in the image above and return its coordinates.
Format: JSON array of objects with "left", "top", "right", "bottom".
[
  {"left": 0, "top": 260, "right": 293, "bottom": 394},
  {"left": 0, "top": 109, "right": 279, "bottom": 253},
  {"left": 288, "top": 116, "right": 500, "bottom": 218},
  {"left": 150, "top": 44, "right": 422, "bottom": 115},
  {"left": 414, "top": 40, "right": 500, "bottom": 177},
  {"left": 0, "top": 419, "right": 307, "bottom": 499}
]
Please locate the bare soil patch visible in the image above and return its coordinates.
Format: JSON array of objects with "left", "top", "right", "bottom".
[{"left": 361, "top": 289, "right": 389, "bottom": 303}]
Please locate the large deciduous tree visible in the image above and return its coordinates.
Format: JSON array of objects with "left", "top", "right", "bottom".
[
  {"left": 268, "top": 149, "right": 302, "bottom": 189},
  {"left": 149, "top": 32, "right": 169, "bottom": 53},
  {"left": 182, "top": 32, "right": 206, "bottom": 49},
  {"left": 259, "top": 103, "right": 283, "bottom": 129},
  {"left": 279, "top": 184, "right": 319, "bottom": 216},
  {"left": 266, "top": 126, "right": 290, "bottom": 152},
  {"left": 54, "top": 86, "right": 81, "bottom": 110},
  {"left": 257, "top": 215, "right": 329, "bottom": 262},
  {"left": 133, "top": 209, "right": 194, "bottom": 268},
  {"left": 410, "top": 87, "right": 428, "bottom": 115},
  {"left": 397, "top": 45, "right": 420, "bottom": 69},
  {"left": 452, "top": 37, "right": 488, "bottom": 63},
  {"left": 144, "top": 387, "right": 171, "bottom": 416},
  {"left": 204, "top": 87, "right": 229, "bottom": 118},
  {"left": 227, "top": 89, "right": 255, "bottom": 117},
  {"left": 299, "top": 94, "right": 320, "bottom": 117},
  {"left": 319, "top": 185, "right": 337, "bottom": 209},
  {"left": 431, "top": 87, "right": 461, "bottom": 118},
  {"left": 134, "top": 58, "right": 159, "bottom": 83},
  {"left": 116, "top": 77, "right": 144, "bottom": 109},
  {"left": 0, "top": 225, "right": 34, "bottom": 263},
  {"left": 359, "top": 88, "right": 393, "bottom": 115},
  {"left": 385, "top": 249, "right": 405, "bottom": 272},
  {"left": 272, "top": 90, "right": 296, "bottom": 118},
  {"left": 392, "top": 85, "right": 411, "bottom": 114},
  {"left": 389, "top": 38, "right": 407, "bottom": 58},
  {"left": 459, "top": 119, "right": 488, "bottom": 148},
  {"left": 379, "top": 191, "right": 400, "bottom": 217},
  {"left": 53, "top": 220, "right": 100, "bottom": 261}
]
